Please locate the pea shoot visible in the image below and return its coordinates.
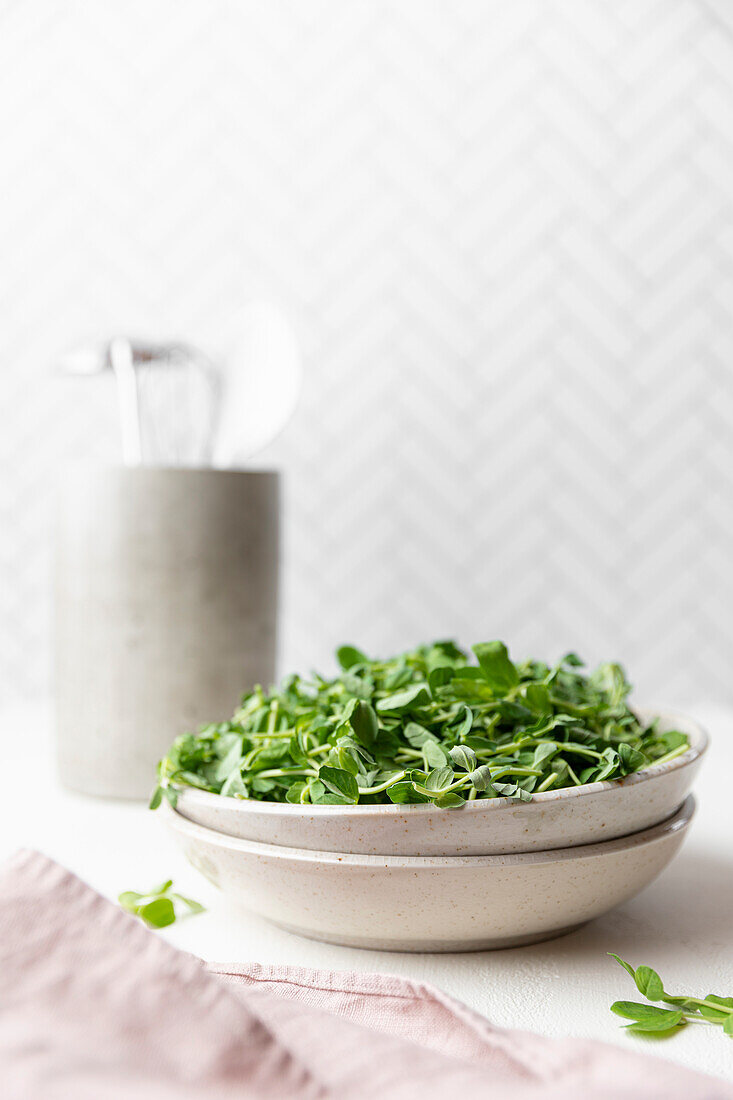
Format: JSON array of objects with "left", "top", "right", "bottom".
[
  {"left": 118, "top": 880, "right": 205, "bottom": 927},
  {"left": 609, "top": 954, "right": 733, "bottom": 1039}
]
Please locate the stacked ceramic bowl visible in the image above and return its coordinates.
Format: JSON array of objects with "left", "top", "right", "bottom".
[{"left": 164, "top": 708, "right": 707, "bottom": 951}]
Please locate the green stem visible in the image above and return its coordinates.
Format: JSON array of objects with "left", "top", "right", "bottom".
[
  {"left": 412, "top": 775, "right": 471, "bottom": 797},
  {"left": 251, "top": 728, "right": 295, "bottom": 740},
  {"left": 670, "top": 996, "right": 733, "bottom": 1016},
  {"left": 358, "top": 770, "right": 406, "bottom": 795},
  {"left": 566, "top": 763, "right": 582, "bottom": 786},
  {"left": 254, "top": 767, "right": 318, "bottom": 779},
  {"left": 241, "top": 747, "right": 261, "bottom": 770},
  {"left": 489, "top": 766, "right": 542, "bottom": 780},
  {"left": 560, "top": 745, "right": 605, "bottom": 760},
  {"left": 644, "top": 743, "right": 689, "bottom": 769},
  {"left": 490, "top": 738, "right": 535, "bottom": 755},
  {"left": 266, "top": 700, "right": 279, "bottom": 736}
]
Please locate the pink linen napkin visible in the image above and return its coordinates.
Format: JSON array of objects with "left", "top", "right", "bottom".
[{"left": 1, "top": 850, "right": 730, "bottom": 1100}]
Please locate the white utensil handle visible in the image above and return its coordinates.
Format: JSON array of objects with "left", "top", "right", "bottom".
[{"left": 110, "top": 338, "right": 142, "bottom": 465}]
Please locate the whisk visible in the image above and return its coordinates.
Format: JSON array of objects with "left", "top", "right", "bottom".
[{"left": 59, "top": 339, "right": 220, "bottom": 467}]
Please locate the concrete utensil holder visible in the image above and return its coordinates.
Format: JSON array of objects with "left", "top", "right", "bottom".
[{"left": 54, "top": 466, "right": 279, "bottom": 799}]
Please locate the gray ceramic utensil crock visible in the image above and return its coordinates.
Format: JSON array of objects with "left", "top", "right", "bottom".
[{"left": 54, "top": 465, "right": 278, "bottom": 799}]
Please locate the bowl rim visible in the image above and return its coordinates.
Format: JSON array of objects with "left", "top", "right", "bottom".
[
  {"left": 163, "top": 793, "right": 695, "bottom": 867},
  {"left": 170, "top": 707, "right": 708, "bottom": 818}
]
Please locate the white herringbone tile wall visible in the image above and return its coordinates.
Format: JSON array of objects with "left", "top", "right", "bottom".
[{"left": 1, "top": 0, "right": 733, "bottom": 706}]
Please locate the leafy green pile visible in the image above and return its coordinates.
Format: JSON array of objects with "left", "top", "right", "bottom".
[
  {"left": 609, "top": 954, "right": 733, "bottom": 1038},
  {"left": 151, "top": 640, "right": 689, "bottom": 810}
]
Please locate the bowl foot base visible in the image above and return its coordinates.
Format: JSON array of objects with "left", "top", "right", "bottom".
[{"left": 268, "top": 919, "right": 588, "bottom": 953}]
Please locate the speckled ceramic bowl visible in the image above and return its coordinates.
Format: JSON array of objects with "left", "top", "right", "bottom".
[
  {"left": 173, "top": 709, "right": 706, "bottom": 856},
  {"left": 163, "top": 794, "right": 694, "bottom": 951}
]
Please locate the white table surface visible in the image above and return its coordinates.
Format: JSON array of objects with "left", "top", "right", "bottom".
[{"left": 2, "top": 703, "right": 732, "bottom": 1085}]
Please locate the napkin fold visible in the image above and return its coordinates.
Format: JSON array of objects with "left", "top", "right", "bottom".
[{"left": 1, "top": 849, "right": 730, "bottom": 1100}]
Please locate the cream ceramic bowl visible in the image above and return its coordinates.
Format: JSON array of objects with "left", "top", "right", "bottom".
[
  {"left": 164, "top": 795, "right": 694, "bottom": 952},
  {"left": 173, "top": 709, "right": 706, "bottom": 856}
]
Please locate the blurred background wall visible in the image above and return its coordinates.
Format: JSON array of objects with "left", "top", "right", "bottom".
[{"left": 1, "top": 0, "right": 733, "bottom": 706}]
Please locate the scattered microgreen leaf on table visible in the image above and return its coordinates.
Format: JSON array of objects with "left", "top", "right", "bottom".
[
  {"left": 118, "top": 880, "right": 205, "bottom": 928},
  {"left": 150, "top": 639, "right": 689, "bottom": 809},
  {"left": 609, "top": 954, "right": 733, "bottom": 1039}
]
